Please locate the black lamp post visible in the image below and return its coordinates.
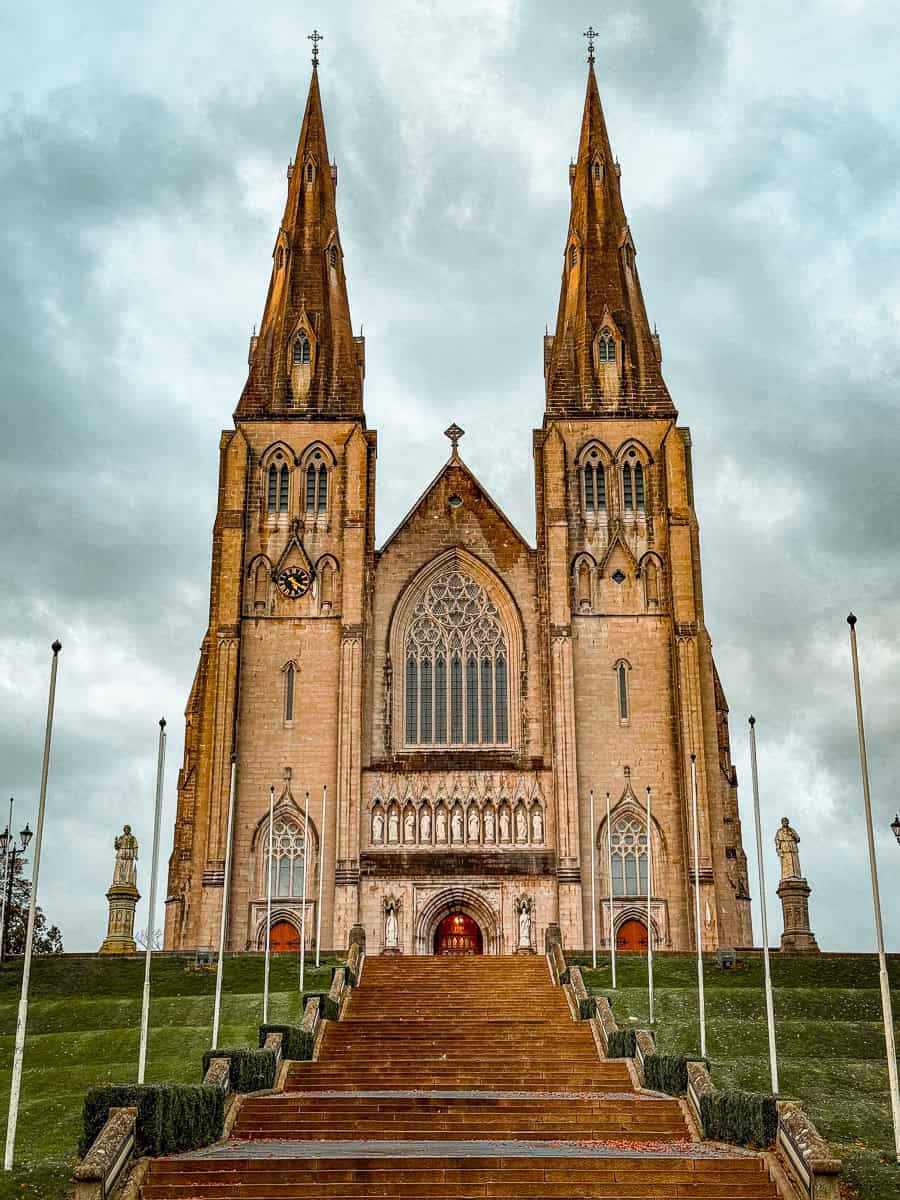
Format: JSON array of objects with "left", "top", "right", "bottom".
[
  {"left": 0, "top": 822, "right": 33, "bottom": 963},
  {"left": 891, "top": 814, "right": 900, "bottom": 846}
]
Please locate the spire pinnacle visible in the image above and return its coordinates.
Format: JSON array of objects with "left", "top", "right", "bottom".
[{"left": 308, "top": 29, "right": 323, "bottom": 68}]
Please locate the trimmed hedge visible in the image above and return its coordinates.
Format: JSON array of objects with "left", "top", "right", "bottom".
[
  {"left": 81, "top": 1084, "right": 224, "bottom": 1157},
  {"left": 259, "top": 1023, "right": 314, "bottom": 1060},
  {"left": 577, "top": 994, "right": 597, "bottom": 1021},
  {"left": 644, "top": 1053, "right": 688, "bottom": 1095},
  {"left": 303, "top": 990, "right": 339, "bottom": 1021},
  {"left": 607, "top": 1027, "right": 636, "bottom": 1057},
  {"left": 699, "top": 1088, "right": 778, "bottom": 1147},
  {"left": 201, "top": 1047, "right": 277, "bottom": 1093}
]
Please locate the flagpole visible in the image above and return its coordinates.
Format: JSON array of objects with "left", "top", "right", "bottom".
[
  {"left": 211, "top": 754, "right": 237, "bottom": 1050},
  {"left": 606, "top": 792, "right": 616, "bottom": 989},
  {"left": 262, "top": 785, "right": 275, "bottom": 1024},
  {"left": 298, "top": 790, "right": 310, "bottom": 994},
  {"left": 847, "top": 614, "right": 900, "bottom": 1160},
  {"left": 315, "top": 785, "right": 326, "bottom": 968},
  {"left": 589, "top": 789, "right": 597, "bottom": 969},
  {"left": 689, "top": 754, "right": 707, "bottom": 1059},
  {"left": 137, "top": 718, "right": 166, "bottom": 1084},
  {"left": 749, "top": 716, "right": 779, "bottom": 1094},
  {"left": 646, "top": 785, "right": 654, "bottom": 1026},
  {"left": 4, "top": 639, "right": 61, "bottom": 1171}
]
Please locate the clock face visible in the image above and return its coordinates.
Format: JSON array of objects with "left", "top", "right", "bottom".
[{"left": 276, "top": 566, "right": 311, "bottom": 599}]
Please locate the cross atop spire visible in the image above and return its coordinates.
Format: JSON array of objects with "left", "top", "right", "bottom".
[
  {"left": 308, "top": 28, "right": 323, "bottom": 68},
  {"left": 444, "top": 423, "right": 465, "bottom": 455},
  {"left": 583, "top": 25, "right": 598, "bottom": 66}
]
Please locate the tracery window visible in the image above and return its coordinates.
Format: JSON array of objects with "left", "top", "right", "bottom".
[
  {"left": 597, "top": 327, "right": 616, "bottom": 363},
  {"left": 404, "top": 567, "right": 509, "bottom": 748},
  {"left": 293, "top": 332, "right": 311, "bottom": 365},
  {"left": 305, "top": 454, "right": 328, "bottom": 514},
  {"left": 267, "top": 461, "right": 290, "bottom": 514},
  {"left": 266, "top": 816, "right": 306, "bottom": 899},
  {"left": 610, "top": 814, "right": 648, "bottom": 897},
  {"left": 623, "top": 459, "right": 645, "bottom": 512},
  {"left": 583, "top": 450, "right": 606, "bottom": 513}
]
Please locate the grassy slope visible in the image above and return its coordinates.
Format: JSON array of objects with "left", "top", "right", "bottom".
[
  {"left": 0, "top": 953, "right": 339, "bottom": 1199},
  {"left": 581, "top": 952, "right": 900, "bottom": 1200}
]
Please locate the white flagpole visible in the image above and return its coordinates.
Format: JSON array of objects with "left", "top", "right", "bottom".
[
  {"left": 263, "top": 785, "right": 275, "bottom": 1024},
  {"left": 646, "top": 786, "right": 654, "bottom": 1025},
  {"left": 690, "top": 754, "right": 707, "bottom": 1059},
  {"left": 5, "top": 639, "right": 61, "bottom": 1171},
  {"left": 847, "top": 614, "right": 900, "bottom": 1160},
  {"left": 211, "top": 754, "right": 237, "bottom": 1050},
  {"left": 748, "top": 716, "right": 779, "bottom": 1094},
  {"left": 316, "top": 785, "right": 326, "bottom": 968},
  {"left": 137, "top": 718, "right": 167, "bottom": 1084},
  {"left": 606, "top": 792, "right": 616, "bottom": 990},
  {"left": 589, "top": 790, "right": 597, "bottom": 969},
  {"left": 299, "top": 790, "right": 310, "bottom": 994}
]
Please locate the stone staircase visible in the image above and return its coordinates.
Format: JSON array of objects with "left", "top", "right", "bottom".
[{"left": 140, "top": 955, "right": 781, "bottom": 1198}]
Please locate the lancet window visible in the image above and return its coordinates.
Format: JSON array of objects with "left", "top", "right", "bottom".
[
  {"left": 404, "top": 568, "right": 510, "bottom": 748},
  {"left": 616, "top": 661, "right": 629, "bottom": 720},
  {"left": 267, "top": 461, "right": 290, "bottom": 514},
  {"left": 305, "top": 457, "right": 328, "bottom": 514},
  {"left": 583, "top": 451, "right": 606, "bottom": 513},
  {"left": 597, "top": 327, "right": 616, "bottom": 363},
  {"left": 293, "top": 332, "right": 311, "bottom": 365},
  {"left": 610, "top": 814, "right": 648, "bottom": 897},
  {"left": 623, "top": 460, "right": 645, "bottom": 512},
  {"left": 284, "top": 664, "right": 295, "bottom": 722},
  {"left": 266, "top": 816, "right": 306, "bottom": 899}
]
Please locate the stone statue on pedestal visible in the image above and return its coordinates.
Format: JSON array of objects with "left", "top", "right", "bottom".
[
  {"left": 382, "top": 895, "right": 401, "bottom": 954},
  {"left": 99, "top": 824, "right": 141, "bottom": 955},
  {"left": 514, "top": 894, "right": 534, "bottom": 953},
  {"left": 775, "top": 816, "right": 820, "bottom": 954}
]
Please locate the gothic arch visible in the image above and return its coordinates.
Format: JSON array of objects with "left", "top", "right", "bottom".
[
  {"left": 571, "top": 551, "right": 597, "bottom": 613},
  {"left": 315, "top": 553, "right": 340, "bottom": 612},
  {"left": 415, "top": 887, "right": 502, "bottom": 955},
  {"left": 639, "top": 552, "right": 664, "bottom": 610}
]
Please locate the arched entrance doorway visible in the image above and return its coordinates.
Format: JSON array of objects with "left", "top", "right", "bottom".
[
  {"left": 434, "top": 912, "right": 483, "bottom": 956},
  {"left": 616, "top": 919, "right": 648, "bottom": 952},
  {"left": 269, "top": 919, "right": 300, "bottom": 953}
]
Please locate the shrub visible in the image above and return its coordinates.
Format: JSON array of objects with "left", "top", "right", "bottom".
[
  {"left": 258, "top": 1024, "right": 314, "bottom": 1060},
  {"left": 577, "top": 994, "right": 597, "bottom": 1021},
  {"left": 644, "top": 1053, "right": 688, "bottom": 1095},
  {"left": 700, "top": 1088, "right": 778, "bottom": 1147},
  {"left": 81, "top": 1084, "right": 223, "bottom": 1157},
  {"left": 607, "top": 1027, "right": 636, "bottom": 1057},
  {"left": 303, "top": 990, "right": 339, "bottom": 1020},
  {"left": 201, "top": 1047, "right": 277, "bottom": 1093}
]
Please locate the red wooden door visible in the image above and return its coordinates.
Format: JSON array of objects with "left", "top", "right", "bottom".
[
  {"left": 616, "top": 919, "right": 648, "bottom": 952},
  {"left": 434, "top": 913, "right": 483, "bottom": 956},
  {"left": 269, "top": 920, "right": 300, "bottom": 953}
]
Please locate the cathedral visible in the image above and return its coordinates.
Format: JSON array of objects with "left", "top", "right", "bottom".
[{"left": 163, "top": 55, "right": 753, "bottom": 957}]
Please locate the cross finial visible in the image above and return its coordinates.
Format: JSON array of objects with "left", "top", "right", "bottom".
[
  {"left": 308, "top": 28, "right": 323, "bottom": 67},
  {"left": 583, "top": 25, "right": 598, "bottom": 66},
  {"left": 444, "top": 423, "right": 465, "bottom": 454}
]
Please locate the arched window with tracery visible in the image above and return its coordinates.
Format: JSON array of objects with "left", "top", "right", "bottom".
[
  {"left": 403, "top": 567, "right": 510, "bottom": 748},
  {"left": 597, "top": 327, "right": 616, "bottom": 363},
  {"left": 609, "top": 814, "right": 648, "bottom": 897},
  {"left": 266, "top": 816, "right": 306, "bottom": 898},
  {"left": 305, "top": 452, "right": 328, "bottom": 514},
  {"left": 622, "top": 453, "right": 645, "bottom": 513},
  {"left": 267, "top": 458, "right": 290, "bottom": 514},
  {"left": 582, "top": 448, "right": 606, "bottom": 513},
  {"left": 293, "top": 331, "right": 311, "bottom": 365}
]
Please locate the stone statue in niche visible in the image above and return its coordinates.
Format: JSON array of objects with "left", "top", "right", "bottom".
[
  {"left": 516, "top": 895, "right": 533, "bottom": 950},
  {"left": 775, "top": 817, "right": 802, "bottom": 880},
  {"left": 499, "top": 807, "right": 511, "bottom": 843},
  {"left": 112, "top": 826, "right": 139, "bottom": 886},
  {"left": 531, "top": 807, "right": 543, "bottom": 843},
  {"left": 371, "top": 808, "right": 385, "bottom": 844},
  {"left": 383, "top": 896, "right": 400, "bottom": 952},
  {"left": 388, "top": 808, "right": 400, "bottom": 843},
  {"left": 467, "top": 807, "right": 480, "bottom": 842},
  {"left": 420, "top": 807, "right": 431, "bottom": 842},
  {"left": 404, "top": 808, "right": 415, "bottom": 843},
  {"left": 515, "top": 806, "right": 528, "bottom": 843},
  {"left": 436, "top": 807, "right": 448, "bottom": 843},
  {"left": 484, "top": 807, "right": 496, "bottom": 842},
  {"left": 451, "top": 807, "right": 464, "bottom": 843}
]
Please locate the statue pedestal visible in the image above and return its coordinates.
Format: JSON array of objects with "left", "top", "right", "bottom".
[
  {"left": 99, "top": 882, "right": 140, "bottom": 955},
  {"left": 777, "top": 876, "right": 820, "bottom": 954},
  {"left": 515, "top": 944, "right": 536, "bottom": 955},
  {"left": 381, "top": 945, "right": 401, "bottom": 955}
]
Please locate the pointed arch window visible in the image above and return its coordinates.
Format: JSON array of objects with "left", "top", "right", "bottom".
[
  {"left": 404, "top": 567, "right": 510, "bottom": 748},
  {"left": 593, "top": 159, "right": 602, "bottom": 182},
  {"left": 583, "top": 451, "right": 606, "bottom": 514},
  {"left": 293, "top": 332, "right": 311, "bottom": 365},
  {"left": 624, "top": 243, "right": 635, "bottom": 270},
  {"left": 265, "top": 815, "right": 306, "bottom": 899},
  {"left": 329, "top": 245, "right": 338, "bottom": 269},
  {"left": 305, "top": 453, "right": 328, "bottom": 515},
  {"left": 623, "top": 457, "right": 645, "bottom": 513},
  {"left": 569, "top": 243, "right": 578, "bottom": 269},
  {"left": 616, "top": 661, "right": 630, "bottom": 721},
  {"left": 267, "top": 459, "right": 290, "bottom": 514},
  {"left": 305, "top": 162, "right": 314, "bottom": 184},
  {"left": 597, "top": 327, "right": 616, "bottom": 363},
  {"left": 284, "top": 664, "right": 295, "bottom": 722},
  {"left": 276, "top": 246, "right": 284, "bottom": 271},
  {"left": 610, "top": 814, "right": 648, "bottom": 897}
]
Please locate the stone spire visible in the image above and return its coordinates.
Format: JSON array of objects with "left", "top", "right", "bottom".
[
  {"left": 544, "top": 63, "right": 673, "bottom": 417},
  {"left": 237, "top": 65, "right": 364, "bottom": 420}
]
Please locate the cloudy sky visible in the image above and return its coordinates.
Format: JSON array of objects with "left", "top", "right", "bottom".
[{"left": 2, "top": 1, "right": 898, "bottom": 953}]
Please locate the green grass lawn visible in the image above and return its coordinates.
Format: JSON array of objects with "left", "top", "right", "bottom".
[
  {"left": 580, "top": 951, "right": 900, "bottom": 1200},
  {"left": 0, "top": 952, "right": 340, "bottom": 1199}
]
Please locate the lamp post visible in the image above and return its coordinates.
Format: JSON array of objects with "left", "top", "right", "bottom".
[
  {"left": 0, "top": 799, "right": 13, "bottom": 962},
  {"left": 0, "top": 823, "right": 34, "bottom": 963},
  {"left": 891, "top": 814, "right": 900, "bottom": 846}
]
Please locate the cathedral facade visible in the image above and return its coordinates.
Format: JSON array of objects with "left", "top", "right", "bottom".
[{"left": 164, "top": 60, "right": 753, "bottom": 957}]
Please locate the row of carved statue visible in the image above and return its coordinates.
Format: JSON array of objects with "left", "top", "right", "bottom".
[{"left": 371, "top": 799, "right": 544, "bottom": 848}]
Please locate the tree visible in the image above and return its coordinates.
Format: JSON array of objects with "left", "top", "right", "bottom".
[{"left": 1, "top": 855, "right": 63, "bottom": 955}]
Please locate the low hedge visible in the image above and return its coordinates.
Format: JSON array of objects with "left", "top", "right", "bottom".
[
  {"left": 81, "top": 1084, "right": 224, "bottom": 1157},
  {"left": 607, "top": 1027, "right": 636, "bottom": 1057},
  {"left": 259, "top": 1023, "right": 314, "bottom": 1060},
  {"left": 699, "top": 1088, "right": 778, "bottom": 1147},
  {"left": 577, "top": 994, "right": 597, "bottom": 1021},
  {"left": 303, "top": 990, "right": 339, "bottom": 1021},
  {"left": 201, "top": 1047, "right": 277, "bottom": 1093},
  {"left": 644, "top": 1053, "right": 688, "bottom": 1095}
]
